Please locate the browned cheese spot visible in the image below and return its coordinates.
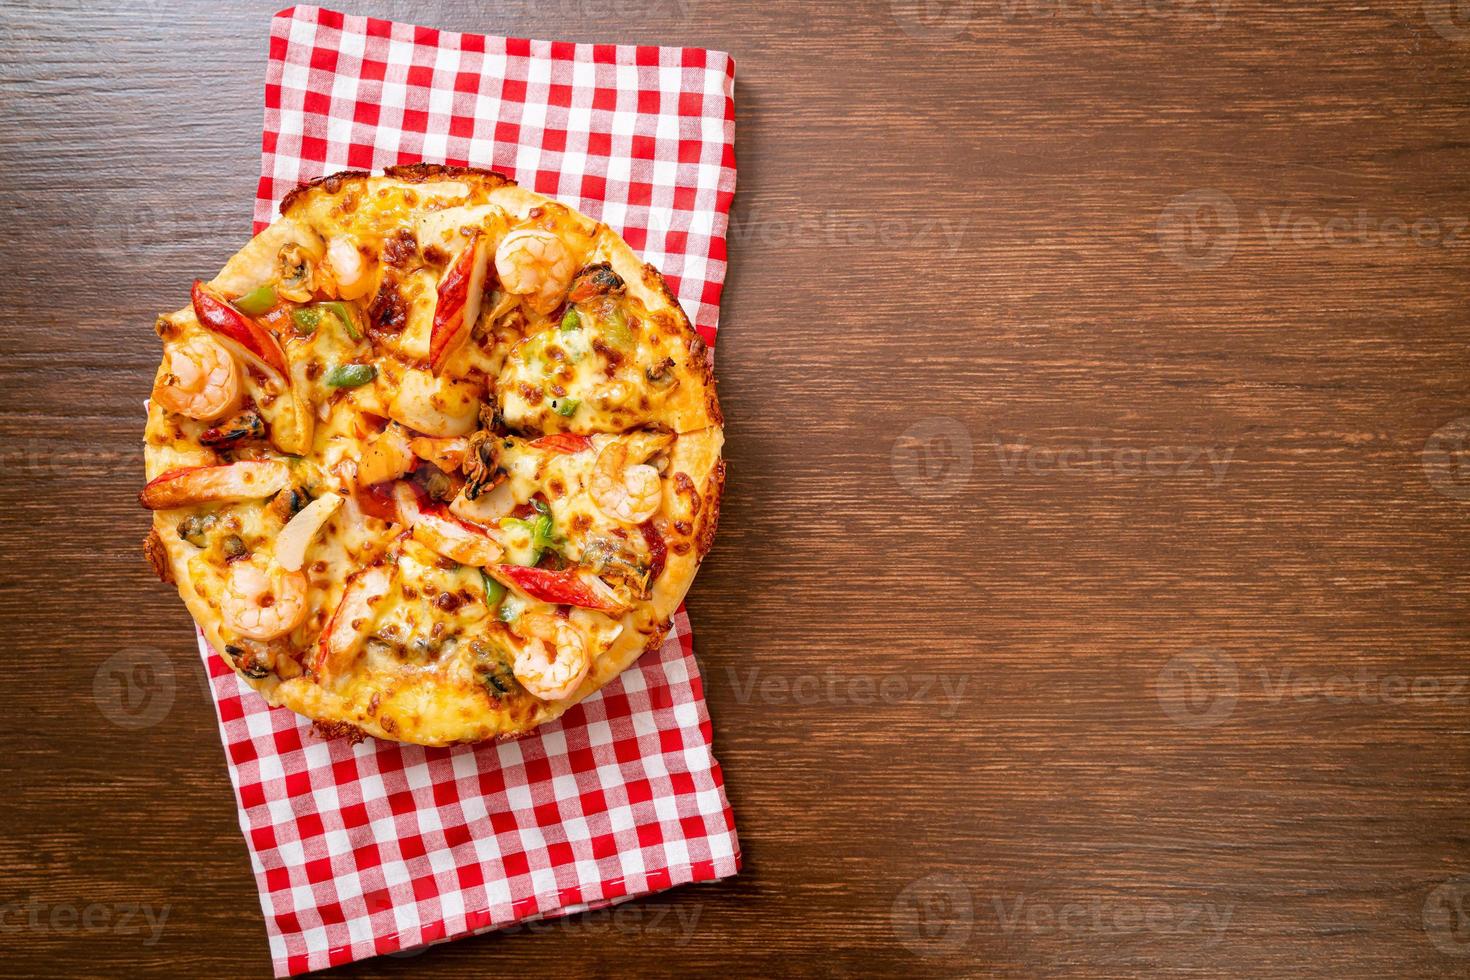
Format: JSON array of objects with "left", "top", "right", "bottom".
[
  {"left": 369, "top": 278, "right": 408, "bottom": 334},
  {"left": 673, "top": 471, "right": 702, "bottom": 516},
  {"left": 382, "top": 228, "right": 419, "bottom": 268},
  {"left": 592, "top": 338, "right": 624, "bottom": 372}
]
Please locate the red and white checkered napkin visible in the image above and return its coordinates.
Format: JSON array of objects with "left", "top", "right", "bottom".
[{"left": 195, "top": 6, "right": 740, "bottom": 975}]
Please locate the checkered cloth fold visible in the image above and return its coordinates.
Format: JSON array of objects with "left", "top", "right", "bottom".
[{"left": 197, "top": 6, "right": 740, "bottom": 974}]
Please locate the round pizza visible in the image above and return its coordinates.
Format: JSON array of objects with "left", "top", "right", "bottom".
[{"left": 140, "top": 165, "right": 724, "bottom": 746}]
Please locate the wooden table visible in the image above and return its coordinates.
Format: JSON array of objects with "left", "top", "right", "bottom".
[{"left": 3, "top": 0, "right": 1467, "bottom": 975}]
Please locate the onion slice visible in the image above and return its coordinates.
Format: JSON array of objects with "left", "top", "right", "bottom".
[
  {"left": 449, "top": 480, "right": 515, "bottom": 525},
  {"left": 273, "top": 493, "right": 343, "bottom": 571}
]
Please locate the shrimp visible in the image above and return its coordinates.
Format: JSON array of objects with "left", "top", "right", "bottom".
[
  {"left": 494, "top": 228, "right": 576, "bottom": 314},
  {"left": 220, "top": 557, "right": 308, "bottom": 641},
  {"left": 511, "top": 613, "right": 590, "bottom": 701},
  {"left": 324, "top": 234, "right": 373, "bottom": 300},
  {"left": 153, "top": 334, "right": 243, "bottom": 422},
  {"left": 590, "top": 433, "right": 672, "bottom": 525}
]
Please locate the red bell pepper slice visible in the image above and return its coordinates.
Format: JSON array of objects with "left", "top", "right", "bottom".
[{"left": 190, "top": 280, "right": 290, "bottom": 377}]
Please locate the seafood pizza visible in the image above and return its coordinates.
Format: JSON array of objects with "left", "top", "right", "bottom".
[{"left": 140, "top": 165, "right": 724, "bottom": 746}]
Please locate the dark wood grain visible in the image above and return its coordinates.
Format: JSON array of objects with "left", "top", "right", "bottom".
[{"left": 2, "top": 0, "right": 1468, "bottom": 975}]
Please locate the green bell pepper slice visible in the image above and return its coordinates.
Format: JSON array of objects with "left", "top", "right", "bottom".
[
  {"left": 234, "top": 285, "right": 277, "bottom": 316},
  {"left": 324, "top": 364, "right": 376, "bottom": 388},
  {"left": 480, "top": 569, "right": 507, "bottom": 608},
  {"left": 290, "top": 307, "right": 321, "bottom": 336},
  {"left": 602, "top": 306, "right": 633, "bottom": 348},
  {"left": 498, "top": 512, "right": 561, "bottom": 565},
  {"left": 321, "top": 301, "right": 362, "bottom": 340}
]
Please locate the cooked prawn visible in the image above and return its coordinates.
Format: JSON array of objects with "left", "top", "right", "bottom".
[
  {"left": 590, "top": 434, "right": 672, "bottom": 525},
  {"left": 153, "top": 334, "right": 243, "bottom": 422},
  {"left": 324, "top": 234, "right": 373, "bottom": 300},
  {"left": 511, "top": 613, "right": 590, "bottom": 701},
  {"left": 494, "top": 228, "right": 576, "bottom": 314},
  {"left": 220, "top": 557, "right": 308, "bottom": 641}
]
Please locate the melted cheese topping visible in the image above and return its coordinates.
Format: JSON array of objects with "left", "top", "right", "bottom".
[
  {"left": 498, "top": 436, "right": 657, "bottom": 568},
  {"left": 498, "top": 295, "right": 702, "bottom": 435}
]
